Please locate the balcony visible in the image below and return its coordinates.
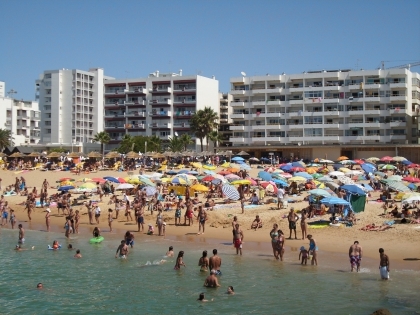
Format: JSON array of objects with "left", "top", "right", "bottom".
[
  {"left": 149, "top": 110, "right": 171, "bottom": 118},
  {"left": 231, "top": 113, "right": 252, "bottom": 119},
  {"left": 149, "top": 99, "right": 172, "bottom": 106},
  {"left": 127, "top": 87, "right": 147, "bottom": 94},
  {"left": 126, "top": 111, "right": 146, "bottom": 118},
  {"left": 229, "top": 136, "right": 246, "bottom": 143},
  {"left": 230, "top": 125, "right": 245, "bottom": 131},
  {"left": 289, "top": 99, "right": 304, "bottom": 105},
  {"left": 251, "top": 124, "right": 266, "bottom": 130},
  {"left": 105, "top": 89, "right": 126, "bottom": 95},
  {"left": 174, "top": 110, "right": 195, "bottom": 118},
  {"left": 231, "top": 101, "right": 246, "bottom": 107},
  {"left": 105, "top": 124, "right": 125, "bottom": 130},
  {"left": 150, "top": 87, "right": 172, "bottom": 94},
  {"left": 390, "top": 95, "right": 407, "bottom": 102},
  {"left": 104, "top": 112, "right": 125, "bottom": 118},
  {"left": 149, "top": 123, "right": 172, "bottom": 129},
  {"left": 173, "top": 86, "right": 196, "bottom": 94},
  {"left": 125, "top": 123, "right": 145, "bottom": 130},
  {"left": 173, "top": 123, "right": 191, "bottom": 129},
  {"left": 389, "top": 121, "right": 406, "bottom": 127},
  {"left": 389, "top": 82, "right": 406, "bottom": 88},
  {"left": 173, "top": 98, "right": 196, "bottom": 106},
  {"left": 252, "top": 136, "right": 285, "bottom": 143},
  {"left": 125, "top": 99, "right": 146, "bottom": 106},
  {"left": 230, "top": 89, "right": 248, "bottom": 95}
]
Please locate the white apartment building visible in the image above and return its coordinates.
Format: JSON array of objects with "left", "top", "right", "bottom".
[
  {"left": 0, "top": 95, "right": 40, "bottom": 146},
  {"left": 218, "top": 92, "right": 233, "bottom": 147},
  {"left": 0, "top": 81, "right": 5, "bottom": 98},
  {"left": 36, "top": 68, "right": 114, "bottom": 147},
  {"left": 104, "top": 71, "right": 219, "bottom": 151},
  {"left": 228, "top": 68, "right": 420, "bottom": 161}
]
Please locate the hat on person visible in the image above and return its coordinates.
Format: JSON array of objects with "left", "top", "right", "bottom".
[{"left": 46, "top": 208, "right": 51, "bottom": 212}]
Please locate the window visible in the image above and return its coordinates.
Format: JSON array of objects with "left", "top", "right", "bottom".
[{"left": 46, "top": 129, "right": 51, "bottom": 134}]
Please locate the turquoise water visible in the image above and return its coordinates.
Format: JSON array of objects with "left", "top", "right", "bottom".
[{"left": 0, "top": 228, "right": 419, "bottom": 315}]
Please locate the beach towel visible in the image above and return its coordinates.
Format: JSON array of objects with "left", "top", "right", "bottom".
[
  {"left": 384, "top": 220, "right": 395, "bottom": 226},
  {"left": 244, "top": 205, "right": 260, "bottom": 209}
]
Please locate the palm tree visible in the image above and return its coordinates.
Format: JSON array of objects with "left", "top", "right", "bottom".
[
  {"left": 0, "top": 129, "right": 13, "bottom": 152},
  {"left": 208, "top": 131, "right": 224, "bottom": 152},
  {"left": 201, "top": 107, "right": 219, "bottom": 151},
  {"left": 168, "top": 136, "right": 183, "bottom": 152},
  {"left": 117, "top": 134, "right": 134, "bottom": 153},
  {"left": 148, "top": 135, "right": 162, "bottom": 152},
  {"left": 190, "top": 113, "right": 206, "bottom": 152},
  {"left": 179, "top": 134, "right": 194, "bottom": 151},
  {"left": 92, "top": 131, "right": 111, "bottom": 154}
]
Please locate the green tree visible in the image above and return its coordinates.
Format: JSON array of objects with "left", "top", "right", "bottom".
[
  {"left": 148, "top": 135, "right": 162, "bottom": 152},
  {"left": 0, "top": 129, "right": 13, "bottom": 151},
  {"left": 190, "top": 114, "right": 206, "bottom": 152},
  {"left": 191, "top": 107, "right": 219, "bottom": 151},
  {"left": 92, "top": 131, "right": 111, "bottom": 154},
  {"left": 208, "top": 131, "right": 224, "bottom": 152},
  {"left": 179, "top": 134, "right": 194, "bottom": 151},
  {"left": 168, "top": 136, "right": 183, "bottom": 152}
]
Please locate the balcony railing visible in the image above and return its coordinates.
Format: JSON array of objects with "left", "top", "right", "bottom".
[
  {"left": 149, "top": 111, "right": 171, "bottom": 117},
  {"left": 149, "top": 99, "right": 172, "bottom": 105}
]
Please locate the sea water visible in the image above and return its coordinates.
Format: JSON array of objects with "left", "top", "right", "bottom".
[{"left": 0, "top": 228, "right": 419, "bottom": 315}]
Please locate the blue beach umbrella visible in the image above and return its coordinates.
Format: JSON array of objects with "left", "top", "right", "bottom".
[
  {"left": 280, "top": 164, "right": 292, "bottom": 171},
  {"left": 340, "top": 185, "right": 366, "bottom": 195},
  {"left": 361, "top": 163, "right": 376, "bottom": 174},
  {"left": 103, "top": 176, "right": 120, "bottom": 183},
  {"left": 166, "top": 170, "right": 178, "bottom": 175},
  {"left": 204, "top": 170, "right": 216, "bottom": 175},
  {"left": 308, "top": 189, "right": 331, "bottom": 198},
  {"left": 58, "top": 185, "right": 75, "bottom": 191},
  {"left": 293, "top": 172, "right": 312, "bottom": 180},
  {"left": 402, "top": 160, "right": 413, "bottom": 165},
  {"left": 320, "top": 197, "right": 350, "bottom": 205},
  {"left": 240, "top": 164, "right": 251, "bottom": 170},
  {"left": 232, "top": 156, "right": 245, "bottom": 161},
  {"left": 177, "top": 170, "right": 189, "bottom": 174},
  {"left": 273, "top": 179, "right": 288, "bottom": 186},
  {"left": 222, "top": 184, "right": 240, "bottom": 200},
  {"left": 258, "top": 171, "right": 272, "bottom": 181}
]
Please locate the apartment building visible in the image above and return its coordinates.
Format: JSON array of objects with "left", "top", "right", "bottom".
[
  {"left": 104, "top": 71, "right": 219, "bottom": 151},
  {"left": 228, "top": 68, "right": 420, "bottom": 161},
  {"left": 0, "top": 95, "right": 40, "bottom": 146},
  {"left": 218, "top": 92, "right": 233, "bottom": 147},
  {"left": 0, "top": 81, "right": 5, "bottom": 98},
  {"left": 36, "top": 68, "right": 113, "bottom": 146}
]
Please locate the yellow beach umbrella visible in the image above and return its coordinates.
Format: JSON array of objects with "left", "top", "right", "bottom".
[
  {"left": 78, "top": 177, "right": 93, "bottom": 182},
  {"left": 190, "top": 184, "right": 209, "bottom": 192},
  {"left": 220, "top": 162, "right": 230, "bottom": 168},
  {"left": 339, "top": 168, "right": 350, "bottom": 173},
  {"left": 125, "top": 177, "right": 141, "bottom": 184},
  {"left": 305, "top": 168, "right": 317, "bottom": 174},
  {"left": 80, "top": 182, "right": 96, "bottom": 189},
  {"left": 313, "top": 180, "right": 325, "bottom": 189},
  {"left": 202, "top": 164, "right": 217, "bottom": 170},
  {"left": 230, "top": 179, "right": 251, "bottom": 185},
  {"left": 288, "top": 176, "right": 307, "bottom": 182},
  {"left": 191, "top": 162, "right": 202, "bottom": 169},
  {"left": 160, "top": 178, "right": 172, "bottom": 183}
]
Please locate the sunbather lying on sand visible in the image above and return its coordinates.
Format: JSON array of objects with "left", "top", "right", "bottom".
[{"left": 360, "top": 223, "right": 393, "bottom": 231}]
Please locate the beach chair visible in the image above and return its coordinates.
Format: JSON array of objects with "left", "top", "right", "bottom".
[
  {"left": 175, "top": 164, "right": 184, "bottom": 169},
  {"left": 158, "top": 165, "right": 167, "bottom": 172}
]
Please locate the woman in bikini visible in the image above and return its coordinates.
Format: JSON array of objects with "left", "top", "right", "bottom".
[
  {"left": 270, "top": 223, "right": 279, "bottom": 260},
  {"left": 198, "top": 250, "right": 209, "bottom": 272},
  {"left": 74, "top": 210, "right": 80, "bottom": 234},
  {"left": 156, "top": 209, "right": 164, "bottom": 236},
  {"left": 276, "top": 230, "right": 285, "bottom": 261},
  {"left": 125, "top": 200, "right": 133, "bottom": 221},
  {"left": 174, "top": 251, "right": 186, "bottom": 270}
]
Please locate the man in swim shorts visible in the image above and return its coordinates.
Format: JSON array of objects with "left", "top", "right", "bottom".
[
  {"left": 115, "top": 240, "right": 129, "bottom": 259},
  {"left": 287, "top": 208, "right": 299, "bottom": 239},
  {"left": 349, "top": 241, "right": 363, "bottom": 272},
  {"left": 379, "top": 248, "right": 390, "bottom": 280},
  {"left": 209, "top": 249, "right": 222, "bottom": 275},
  {"left": 204, "top": 270, "right": 221, "bottom": 288},
  {"left": 232, "top": 224, "right": 244, "bottom": 255},
  {"left": 18, "top": 224, "right": 25, "bottom": 243}
]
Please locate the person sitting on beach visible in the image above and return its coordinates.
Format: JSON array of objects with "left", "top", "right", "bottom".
[
  {"left": 251, "top": 215, "right": 263, "bottom": 230},
  {"left": 388, "top": 205, "right": 400, "bottom": 218},
  {"left": 204, "top": 197, "right": 215, "bottom": 211},
  {"left": 345, "top": 211, "right": 357, "bottom": 226},
  {"left": 249, "top": 193, "right": 260, "bottom": 205},
  {"left": 147, "top": 224, "right": 154, "bottom": 235},
  {"left": 192, "top": 193, "right": 200, "bottom": 205}
]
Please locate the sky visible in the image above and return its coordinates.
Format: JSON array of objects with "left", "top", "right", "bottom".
[{"left": 1, "top": 0, "right": 419, "bottom": 100}]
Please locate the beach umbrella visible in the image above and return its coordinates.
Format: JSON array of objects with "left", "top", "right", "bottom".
[
  {"left": 80, "top": 182, "right": 96, "bottom": 189},
  {"left": 288, "top": 176, "right": 307, "bottom": 182},
  {"left": 407, "top": 183, "right": 417, "bottom": 190},
  {"left": 380, "top": 156, "right": 393, "bottom": 162},
  {"left": 103, "top": 176, "right": 120, "bottom": 183},
  {"left": 293, "top": 172, "right": 312, "bottom": 180},
  {"left": 139, "top": 175, "right": 156, "bottom": 187},
  {"left": 78, "top": 177, "right": 93, "bottom": 182},
  {"left": 225, "top": 174, "right": 240, "bottom": 180},
  {"left": 191, "top": 162, "right": 202, "bottom": 169},
  {"left": 337, "top": 156, "right": 349, "bottom": 161},
  {"left": 407, "top": 163, "right": 420, "bottom": 168},
  {"left": 401, "top": 160, "right": 413, "bottom": 166},
  {"left": 105, "top": 151, "right": 121, "bottom": 159},
  {"left": 236, "top": 151, "right": 250, "bottom": 156},
  {"left": 280, "top": 173, "right": 292, "bottom": 178},
  {"left": 340, "top": 185, "right": 366, "bottom": 195},
  {"left": 202, "top": 164, "right": 217, "bottom": 170},
  {"left": 402, "top": 176, "right": 420, "bottom": 183},
  {"left": 88, "top": 151, "right": 102, "bottom": 158},
  {"left": 381, "top": 164, "right": 396, "bottom": 170},
  {"left": 329, "top": 171, "right": 345, "bottom": 177},
  {"left": 218, "top": 170, "right": 231, "bottom": 175},
  {"left": 260, "top": 157, "right": 271, "bottom": 163},
  {"left": 312, "top": 173, "right": 323, "bottom": 179},
  {"left": 353, "top": 159, "right": 364, "bottom": 164},
  {"left": 211, "top": 178, "right": 222, "bottom": 185},
  {"left": 387, "top": 175, "right": 403, "bottom": 181},
  {"left": 222, "top": 184, "right": 240, "bottom": 200},
  {"left": 305, "top": 168, "right": 317, "bottom": 174},
  {"left": 57, "top": 185, "right": 75, "bottom": 191},
  {"left": 202, "top": 175, "right": 215, "bottom": 182},
  {"left": 67, "top": 152, "right": 83, "bottom": 158},
  {"left": 232, "top": 156, "right": 245, "bottom": 161},
  {"left": 125, "top": 176, "right": 141, "bottom": 184},
  {"left": 240, "top": 164, "right": 251, "bottom": 170},
  {"left": 176, "top": 170, "right": 189, "bottom": 174},
  {"left": 361, "top": 163, "right": 376, "bottom": 174},
  {"left": 258, "top": 171, "right": 272, "bottom": 181},
  {"left": 320, "top": 197, "right": 350, "bottom": 205},
  {"left": 337, "top": 176, "right": 355, "bottom": 185},
  {"left": 91, "top": 178, "right": 106, "bottom": 183},
  {"left": 339, "top": 160, "right": 355, "bottom": 165},
  {"left": 402, "top": 195, "right": 420, "bottom": 203},
  {"left": 188, "top": 171, "right": 199, "bottom": 175},
  {"left": 346, "top": 170, "right": 363, "bottom": 176},
  {"left": 308, "top": 189, "right": 331, "bottom": 198},
  {"left": 116, "top": 183, "right": 134, "bottom": 190},
  {"left": 385, "top": 180, "right": 410, "bottom": 192},
  {"left": 9, "top": 152, "right": 26, "bottom": 158},
  {"left": 291, "top": 166, "right": 305, "bottom": 172},
  {"left": 143, "top": 186, "right": 157, "bottom": 196},
  {"left": 272, "top": 178, "right": 288, "bottom": 186},
  {"left": 230, "top": 179, "right": 251, "bottom": 185},
  {"left": 318, "top": 176, "right": 333, "bottom": 182},
  {"left": 280, "top": 164, "right": 293, "bottom": 171},
  {"left": 264, "top": 167, "right": 276, "bottom": 173},
  {"left": 203, "top": 170, "right": 215, "bottom": 175},
  {"left": 191, "top": 184, "right": 209, "bottom": 192},
  {"left": 366, "top": 157, "right": 380, "bottom": 161},
  {"left": 319, "top": 159, "right": 334, "bottom": 164},
  {"left": 166, "top": 170, "right": 178, "bottom": 175},
  {"left": 355, "top": 183, "right": 374, "bottom": 192},
  {"left": 313, "top": 180, "right": 325, "bottom": 189},
  {"left": 338, "top": 168, "right": 350, "bottom": 173},
  {"left": 171, "top": 177, "right": 189, "bottom": 185},
  {"left": 59, "top": 177, "right": 74, "bottom": 182},
  {"left": 374, "top": 171, "right": 386, "bottom": 177},
  {"left": 392, "top": 156, "right": 407, "bottom": 162},
  {"left": 27, "top": 151, "right": 42, "bottom": 157},
  {"left": 249, "top": 157, "right": 259, "bottom": 162}
]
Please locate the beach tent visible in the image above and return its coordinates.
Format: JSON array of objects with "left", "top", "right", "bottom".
[{"left": 340, "top": 185, "right": 366, "bottom": 213}]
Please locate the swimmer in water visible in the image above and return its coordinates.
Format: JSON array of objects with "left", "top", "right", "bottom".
[
  {"left": 227, "top": 286, "right": 235, "bottom": 295},
  {"left": 166, "top": 246, "right": 174, "bottom": 257},
  {"left": 115, "top": 240, "right": 129, "bottom": 259},
  {"left": 74, "top": 249, "right": 82, "bottom": 258},
  {"left": 68, "top": 244, "right": 74, "bottom": 250},
  {"left": 37, "top": 283, "right": 43, "bottom": 289},
  {"left": 197, "top": 292, "right": 213, "bottom": 302},
  {"left": 52, "top": 240, "right": 60, "bottom": 250}
]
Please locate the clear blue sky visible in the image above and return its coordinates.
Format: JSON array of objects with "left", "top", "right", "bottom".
[{"left": 1, "top": 0, "right": 419, "bottom": 100}]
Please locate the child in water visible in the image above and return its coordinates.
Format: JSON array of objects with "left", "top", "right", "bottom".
[
  {"left": 174, "top": 251, "right": 186, "bottom": 270},
  {"left": 299, "top": 246, "right": 308, "bottom": 265}
]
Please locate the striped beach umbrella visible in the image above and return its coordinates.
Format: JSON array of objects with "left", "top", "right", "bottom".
[{"left": 222, "top": 184, "right": 240, "bottom": 200}]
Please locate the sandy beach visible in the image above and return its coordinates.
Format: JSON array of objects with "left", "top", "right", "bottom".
[{"left": 2, "top": 165, "right": 420, "bottom": 269}]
